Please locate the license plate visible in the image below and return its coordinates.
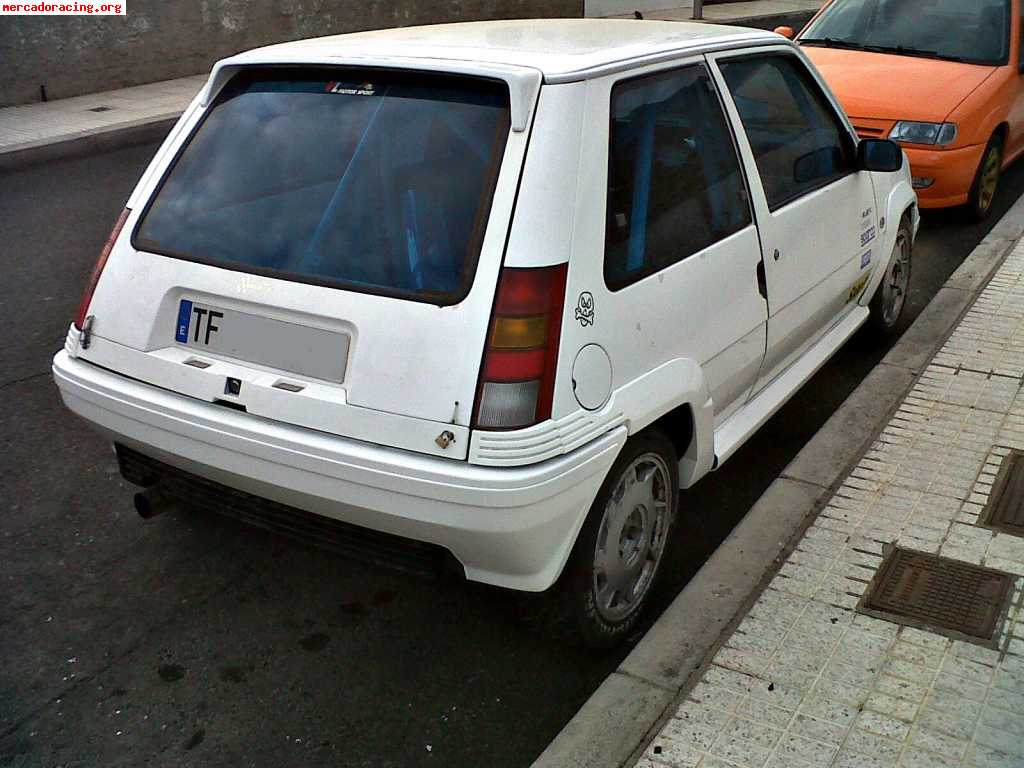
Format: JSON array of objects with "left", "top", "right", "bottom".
[{"left": 174, "top": 299, "right": 349, "bottom": 382}]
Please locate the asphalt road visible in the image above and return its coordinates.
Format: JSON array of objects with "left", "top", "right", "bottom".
[{"left": 2, "top": 140, "right": 1023, "bottom": 768}]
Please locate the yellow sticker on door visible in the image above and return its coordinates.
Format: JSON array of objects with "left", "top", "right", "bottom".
[{"left": 848, "top": 273, "right": 870, "bottom": 303}]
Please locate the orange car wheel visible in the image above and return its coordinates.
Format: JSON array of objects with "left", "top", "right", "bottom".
[{"left": 968, "top": 136, "right": 1003, "bottom": 222}]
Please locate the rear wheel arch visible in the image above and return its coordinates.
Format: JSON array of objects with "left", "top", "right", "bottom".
[
  {"left": 614, "top": 358, "right": 715, "bottom": 486},
  {"left": 648, "top": 402, "right": 695, "bottom": 468}
]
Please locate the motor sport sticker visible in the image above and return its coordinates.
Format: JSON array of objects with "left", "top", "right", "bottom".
[
  {"left": 325, "top": 81, "right": 376, "bottom": 96},
  {"left": 860, "top": 207, "right": 877, "bottom": 249}
]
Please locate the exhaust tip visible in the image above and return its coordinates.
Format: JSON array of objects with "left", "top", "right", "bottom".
[{"left": 134, "top": 487, "right": 176, "bottom": 519}]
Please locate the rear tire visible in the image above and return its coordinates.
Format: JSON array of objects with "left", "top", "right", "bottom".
[
  {"left": 867, "top": 217, "right": 913, "bottom": 336},
  {"left": 564, "top": 430, "right": 678, "bottom": 649},
  {"left": 967, "top": 135, "right": 1003, "bottom": 222}
]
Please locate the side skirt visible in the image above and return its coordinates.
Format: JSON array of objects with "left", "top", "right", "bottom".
[{"left": 712, "top": 306, "right": 870, "bottom": 468}]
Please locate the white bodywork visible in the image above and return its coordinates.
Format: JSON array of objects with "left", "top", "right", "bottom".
[{"left": 52, "top": 20, "right": 918, "bottom": 591}]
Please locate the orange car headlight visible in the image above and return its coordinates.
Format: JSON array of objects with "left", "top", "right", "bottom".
[{"left": 889, "top": 121, "right": 958, "bottom": 146}]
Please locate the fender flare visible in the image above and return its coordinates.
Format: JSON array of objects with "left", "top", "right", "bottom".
[
  {"left": 616, "top": 357, "right": 716, "bottom": 489},
  {"left": 860, "top": 172, "right": 917, "bottom": 306}
]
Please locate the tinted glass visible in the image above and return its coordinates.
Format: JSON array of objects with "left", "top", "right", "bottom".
[
  {"left": 135, "top": 69, "right": 510, "bottom": 304},
  {"left": 720, "top": 55, "right": 853, "bottom": 211},
  {"left": 605, "top": 65, "right": 751, "bottom": 290},
  {"left": 802, "top": 0, "right": 1010, "bottom": 66}
]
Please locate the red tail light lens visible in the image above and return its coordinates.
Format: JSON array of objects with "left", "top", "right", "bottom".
[
  {"left": 74, "top": 207, "right": 130, "bottom": 331},
  {"left": 474, "top": 264, "right": 568, "bottom": 429}
]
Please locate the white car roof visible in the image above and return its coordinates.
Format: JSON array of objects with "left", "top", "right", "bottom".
[
  {"left": 199, "top": 20, "right": 781, "bottom": 134},
  {"left": 230, "top": 19, "right": 779, "bottom": 83}
]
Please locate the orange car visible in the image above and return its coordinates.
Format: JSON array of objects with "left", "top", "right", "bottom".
[{"left": 779, "top": 0, "right": 1023, "bottom": 220}]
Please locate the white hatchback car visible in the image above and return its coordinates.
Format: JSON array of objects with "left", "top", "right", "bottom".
[{"left": 54, "top": 19, "right": 917, "bottom": 646}]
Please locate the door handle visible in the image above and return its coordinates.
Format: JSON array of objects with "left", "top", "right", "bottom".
[
  {"left": 773, "top": 248, "right": 781, "bottom": 262},
  {"left": 756, "top": 261, "right": 767, "bottom": 299}
]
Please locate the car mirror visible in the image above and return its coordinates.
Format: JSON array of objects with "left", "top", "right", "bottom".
[
  {"left": 794, "top": 146, "right": 843, "bottom": 184},
  {"left": 857, "top": 139, "right": 903, "bottom": 172},
  {"left": 774, "top": 25, "right": 795, "bottom": 39}
]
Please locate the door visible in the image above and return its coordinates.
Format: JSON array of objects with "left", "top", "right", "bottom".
[
  {"left": 572, "top": 61, "right": 767, "bottom": 426},
  {"left": 709, "top": 49, "right": 877, "bottom": 394}
]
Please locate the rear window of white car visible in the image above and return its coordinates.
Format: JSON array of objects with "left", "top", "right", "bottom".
[{"left": 133, "top": 68, "right": 511, "bottom": 305}]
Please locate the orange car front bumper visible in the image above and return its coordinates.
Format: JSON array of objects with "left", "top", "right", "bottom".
[{"left": 903, "top": 143, "right": 986, "bottom": 209}]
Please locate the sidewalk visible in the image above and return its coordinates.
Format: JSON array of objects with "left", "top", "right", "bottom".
[
  {"left": 634, "top": 246, "right": 1024, "bottom": 766},
  {"left": 0, "top": 75, "right": 206, "bottom": 168}
]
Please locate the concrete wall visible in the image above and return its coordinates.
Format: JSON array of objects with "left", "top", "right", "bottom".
[
  {"left": 585, "top": 0, "right": 690, "bottom": 16},
  {"left": 0, "top": 0, "right": 583, "bottom": 107}
]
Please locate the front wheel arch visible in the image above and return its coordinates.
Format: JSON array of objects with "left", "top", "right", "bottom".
[
  {"left": 968, "top": 133, "right": 1005, "bottom": 222},
  {"left": 866, "top": 214, "right": 913, "bottom": 336}
]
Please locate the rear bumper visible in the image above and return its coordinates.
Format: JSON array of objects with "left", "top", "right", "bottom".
[
  {"left": 52, "top": 350, "right": 625, "bottom": 591},
  {"left": 904, "top": 143, "right": 986, "bottom": 209}
]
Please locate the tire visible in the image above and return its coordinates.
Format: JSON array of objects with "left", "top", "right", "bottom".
[
  {"left": 564, "top": 430, "right": 679, "bottom": 648},
  {"left": 867, "top": 217, "right": 913, "bottom": 336},
  {"left": 967, "top": 135, "right": 1003, "bottom": 222}
]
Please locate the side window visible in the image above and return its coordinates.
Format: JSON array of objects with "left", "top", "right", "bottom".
[
  {"left": 604, "top": 65, "right": 752, "bottom": 291},
  {"left": 719, "top": 54, "right": 855, "bottom": 211}
]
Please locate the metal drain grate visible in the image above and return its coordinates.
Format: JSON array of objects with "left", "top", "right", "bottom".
[
  {"left": 859, "top": 548, "right": 1013, "bottom": 647},
  {"left": 980, "top": 449, "right": 1024, "bottom": 537}
]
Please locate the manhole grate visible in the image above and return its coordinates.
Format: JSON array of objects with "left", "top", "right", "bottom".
[
  {"left": 858, "top": 548, "right": 1013, "bottom": 647},
  {"left": 980, "top": 449, "right": 1024, "bottom": 537}
]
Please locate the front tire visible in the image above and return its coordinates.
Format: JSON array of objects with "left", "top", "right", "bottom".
[
  {"left": 565, "top": 430, "right": 678, "bottom": 648},
  {"left": 867, "top": 217, "right": 913, "bottom": 336},
  {"left": 967, "top": 136, "right": 1003, "bottom": 222}
]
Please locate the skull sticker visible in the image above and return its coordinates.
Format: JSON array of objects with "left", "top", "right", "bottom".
[{"left": 575, "top": 292, "right": 595, "bottom": 327}]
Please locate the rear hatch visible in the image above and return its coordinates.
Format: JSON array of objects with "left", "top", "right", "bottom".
[{"left": 77, "top": 65, "right": 530, "bottom": 460}]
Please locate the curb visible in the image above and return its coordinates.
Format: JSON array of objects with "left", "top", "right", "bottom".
[
  {"left": 0, "top": 115, "right": 178, "bottom": 173},
  {"left": 531, "top": 195, "right": 1024, "bottom": 768}
]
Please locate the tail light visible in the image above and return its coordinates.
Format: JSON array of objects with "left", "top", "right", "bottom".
[
  {"left": 474, "top": 264, "right": 568, "bottom": 430},
  {"left": 74, "top": 207, "right": 130, "bottom": 331}
]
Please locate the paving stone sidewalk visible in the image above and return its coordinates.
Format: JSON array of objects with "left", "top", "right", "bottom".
[
  {"left": 0, "top": 75, "right": 206, "bottom": 157},
  {"left": 639, "top": 243, "right": 1024, "bottom": 768}
]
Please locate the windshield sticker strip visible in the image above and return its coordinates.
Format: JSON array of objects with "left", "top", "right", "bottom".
[
  {"left": 326, "top": 81, "right": 376, "bottom": 96},
  {"left": 175, "top": 299, "right": 193, "bottom": 343}
]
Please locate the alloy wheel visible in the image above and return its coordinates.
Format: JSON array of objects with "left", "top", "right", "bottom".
[
  {"left": 881, "top": 230, "right": 911, "bottom": 327},
  {"left": 978, "top": 146, "right": 1001, "bottom": 216},
  {"left": 592, "top": 453, "right": 672, "bottom": 623}
]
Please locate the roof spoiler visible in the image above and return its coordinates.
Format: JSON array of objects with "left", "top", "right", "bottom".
[{"left": 198, "top": 55, "right": 542, "bottom": 133}]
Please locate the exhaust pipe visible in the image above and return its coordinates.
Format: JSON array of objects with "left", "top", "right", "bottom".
[{"left": 134, "top": 486, "right": 180, "bottom": 520}]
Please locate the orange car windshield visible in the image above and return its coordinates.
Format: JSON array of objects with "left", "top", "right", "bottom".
[{"left": 802, "top": 0, "right": 1010, "bottom": 67}]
